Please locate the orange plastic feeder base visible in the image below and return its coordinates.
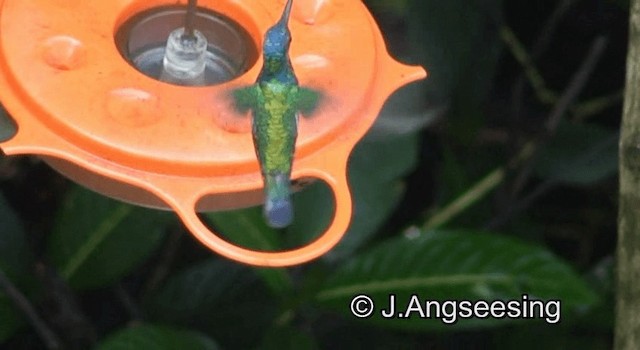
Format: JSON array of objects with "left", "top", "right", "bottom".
[{"left": 0, "top": 0, "right": 426, "bottom": 266}]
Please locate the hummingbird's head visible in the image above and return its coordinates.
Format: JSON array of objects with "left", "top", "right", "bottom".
[{"left": 263, "top": 0, "right": 293, "bottom": 60}]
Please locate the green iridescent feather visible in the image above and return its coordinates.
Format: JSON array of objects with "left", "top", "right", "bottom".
[{"left": 230, "top": 0, "right": 320, "bottom": 228}]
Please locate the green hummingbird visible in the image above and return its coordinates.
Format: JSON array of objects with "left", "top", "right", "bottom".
[{"left": 232, "top": 0, "right": 320, "bottom": 228}]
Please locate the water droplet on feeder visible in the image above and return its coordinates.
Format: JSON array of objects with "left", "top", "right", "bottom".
[
  {"left": 42, "top": 36, "right": 85, "bottom": 70},
  {"left": 292, "top": 0, "right": 335, "bottom": 25},
  {"left": 107, "top": 88, "right": 160, "bottom": 127}
]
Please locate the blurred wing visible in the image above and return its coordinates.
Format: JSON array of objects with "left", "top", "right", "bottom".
[
  {"left": 231, "top": 86, "right": 258, "bottom": 114},
  {"left": 296, "top": 87, "right": 322, "bottom": 117}
]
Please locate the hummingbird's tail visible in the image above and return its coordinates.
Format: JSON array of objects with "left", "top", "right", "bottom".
[{"left": 263, "top": 173, "right": 293, "bottom": 228}]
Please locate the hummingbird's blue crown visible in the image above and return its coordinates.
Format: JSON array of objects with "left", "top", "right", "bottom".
[{"left": 263, "top": 0, "right": 293, "bottom": 58}]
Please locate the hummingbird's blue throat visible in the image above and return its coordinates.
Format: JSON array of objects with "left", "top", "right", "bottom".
[
  {"left": 263, "top": 28, "right": 291, "bottom": 60},
  {"left": 259, "top": 56, "right": 297, "bottom": 84}
]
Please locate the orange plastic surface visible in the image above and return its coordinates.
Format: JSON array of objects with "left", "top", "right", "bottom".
[{"left": 0, "top": 0, "right": 426, "bottom": 266}]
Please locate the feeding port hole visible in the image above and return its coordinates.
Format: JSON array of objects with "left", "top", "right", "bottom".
[{"left": 115, "top": 4, "right": 258, "bottom": 86}]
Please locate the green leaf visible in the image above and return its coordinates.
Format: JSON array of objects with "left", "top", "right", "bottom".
[
  {"left": 205, "top": 207, "right": 293, "bottom": 296},
  {"left": 96, "top": 324, "right": 218, "bottom": 350},
  {"left": 316, "top": 230, "right": 597, "bottom": 331},
  {"left": 316, "top": 323, "right": 422, "bottom": 349},
  {"left": 330, "top": 176, "right": 404, "bottom": 259},
  {"left": 364, "top": 0, "right": 410, "bottom": 17},
  {"left": 408, "top": 0, "right": 502, "bottom": 108},
  {"left": 535, "top": 122, "right": 619, "bottom": 185},
  {"left": 146, "top": 259, "right": 251, "bottom": 320},
  {"left": 286, "top": 133, "right": 419, "bottom": 261},
  {"left": 0, "top": 294, "right": 22, "bottom": 343},
  {"left": 0, "top": 193, "right": 32, "bottom": 342},
  {"left": 328, "top": 134, "right": 420, "bottom": 260},
  {"left": 285, "top": 181, "right": 333, "bottom": 250},
  {"left": 493, "top": 323, "right": 611, "bottom": 350},
  {"left": 437, "top": 145, "right": 471, "bottom": 204},
  {"left": 350, "top": 133, "right": 421, "bottom": 185},
  {"left": 0, "top": 193, "right": 31, "bottom": 280},
  {"left": 48, "top": 186, "right": 170, "bottom": 290},
  {"left": 259, "top": 326, "right": 319, "bottom": 350},
  {"left": 206, "top": 206, "right": 283, "bottom": 251},
  {"left": 146, "top": 259, "right": 278, "bottom": 349}
]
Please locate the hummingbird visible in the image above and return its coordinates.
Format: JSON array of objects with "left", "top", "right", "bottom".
[{"left": 232, "top": 0, "right": 320, "bottom": 228}]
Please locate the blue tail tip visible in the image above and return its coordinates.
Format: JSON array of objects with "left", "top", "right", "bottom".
[{"left": 265, "top": 199, "right": 293, "bottom": 228}]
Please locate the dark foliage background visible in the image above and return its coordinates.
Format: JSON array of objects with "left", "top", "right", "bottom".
[{"left": 0, "top": 0, "right": 626, "bottom": 348}]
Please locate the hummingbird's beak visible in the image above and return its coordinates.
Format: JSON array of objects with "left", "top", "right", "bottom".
[{"left": 278, "top": 0, "right": 293, "bottom": 27}]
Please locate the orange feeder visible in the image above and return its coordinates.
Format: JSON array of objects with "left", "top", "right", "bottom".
[{"left": 0, "top": 0, "right": 425, "bottom": 266}]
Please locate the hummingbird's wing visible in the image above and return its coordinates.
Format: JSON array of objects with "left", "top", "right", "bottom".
[
  {"left": 231, "top": 85, "right": 259, "bottom": 114},
  {"left": 296, "top": 87, "right": 322, "bottom": 117}
]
